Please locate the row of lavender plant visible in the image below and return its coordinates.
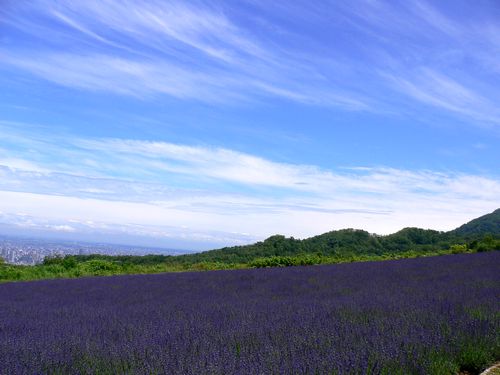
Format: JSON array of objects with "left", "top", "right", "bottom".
[{"left": 0, "top": 252, "right": 498, "bottom": 374}]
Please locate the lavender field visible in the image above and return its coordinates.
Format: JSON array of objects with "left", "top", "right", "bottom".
[{"left": 1, "top": 252, "right": 499, "bottom": 374}]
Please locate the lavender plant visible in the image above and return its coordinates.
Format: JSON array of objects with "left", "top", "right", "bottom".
[{"left": 0, "top": 252, "right": 498, "bottom": 374}]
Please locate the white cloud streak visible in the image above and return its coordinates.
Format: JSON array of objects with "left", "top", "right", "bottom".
[{"left": 0, "top": 126, "right": 498, "bottom": 247}]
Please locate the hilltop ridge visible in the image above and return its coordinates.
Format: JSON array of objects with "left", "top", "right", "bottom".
[{"left": 450, "top": 208, "right": 500, "bottom": 238}]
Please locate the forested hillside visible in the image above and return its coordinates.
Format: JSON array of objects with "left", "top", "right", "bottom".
[{"left": 152, "top": 209, "right": 500, "bottom": 265}]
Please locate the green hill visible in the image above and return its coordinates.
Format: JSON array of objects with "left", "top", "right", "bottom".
[
  {"left": 165, "top": 209, "right": 500, "bottom": 265},
  {"left": 70, "top": 209, "right": 500, "bottom": 266},
  {"left": 450, "top": 208, "right": 500, "bottom": 238}
]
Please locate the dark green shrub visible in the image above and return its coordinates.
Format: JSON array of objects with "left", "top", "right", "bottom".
[
  {"left": 249, "top": 254, "right": 322, "bottom": 268},
  {"left": 43, "top": 255, "right": 65, "bottom": 266},
  {"left": 456, "top": 341, "right": 494, "bottom": 374},
  {"left": 62, "top": 256, "right": 78, "bottom": 269}
]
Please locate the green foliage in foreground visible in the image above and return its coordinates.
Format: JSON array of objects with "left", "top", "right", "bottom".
[
  {"left": 248, "top": 245, "right": 499, "bottom": 268},
  {"left": 0, "top": 257, "right": 246, "bottom": 283},
  {"left": 1, "top": 242, "right": 498, "bottom": 283}
]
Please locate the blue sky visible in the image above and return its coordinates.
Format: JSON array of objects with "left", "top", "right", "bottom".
[{"left": 0, "top": 0, "right": 499, "bottom": 250}]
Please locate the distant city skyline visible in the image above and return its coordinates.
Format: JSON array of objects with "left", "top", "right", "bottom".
[
  {"left": 0, "top": 233, "right": 189, "bottom": 265},
  {"left": 1, "top": 1, "right": 499, "bottom": 249}
]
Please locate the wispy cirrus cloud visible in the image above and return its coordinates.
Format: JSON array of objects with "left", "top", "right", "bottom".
[
  {"left": 2, "top": 0, "right": 500, "bottom": 125},
  {"left": 246, "top": 0, "right": 500, "bottom": 127},
  {"left": 1, "top": 53, "right": 250, "bottom": 102},
  {"left": 383, "top": 68, "right": 500, "bottom": 125},
  {"left": 0, "top": 0, "right": 369, "bottom": 109}
]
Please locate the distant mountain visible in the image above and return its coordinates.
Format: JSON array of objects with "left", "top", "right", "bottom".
[{"left": 450, "top": 209, "right": 500, "bottom": 238}]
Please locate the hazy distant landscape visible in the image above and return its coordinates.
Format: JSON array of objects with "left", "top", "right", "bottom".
[
  {"left": 0, "top": 235, "right": 189, "bottom": 265},
  {"left": 1, "top": 209, "right": 499, "bottom": 283}
]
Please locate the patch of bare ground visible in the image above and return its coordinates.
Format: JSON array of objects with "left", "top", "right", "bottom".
[
  {"left": 478, "top": 362, "right": 500, "bottom": 375},
  {"left": 457, "top": 362, "right": 500, "bottom": 375}
]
